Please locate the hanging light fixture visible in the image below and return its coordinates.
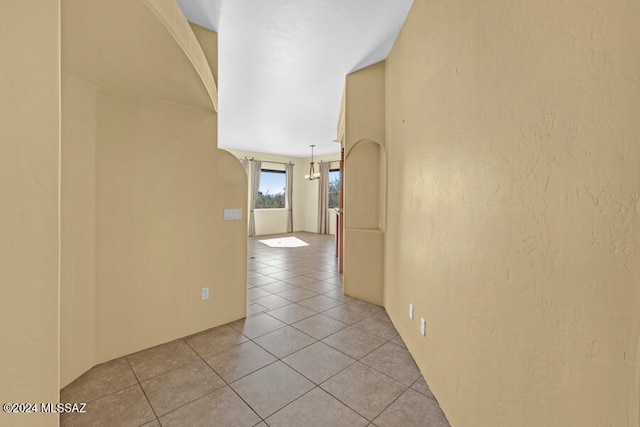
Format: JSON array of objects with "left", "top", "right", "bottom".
[{"left": 305, "top": 144, "right": 321, "bottom": 180}]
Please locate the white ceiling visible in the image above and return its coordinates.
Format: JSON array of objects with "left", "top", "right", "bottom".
[{"left": 176, "top": 0, "right": 413, "bottom": 157}]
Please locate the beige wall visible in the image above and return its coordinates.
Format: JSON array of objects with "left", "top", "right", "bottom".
[
  {"left": 343, "top": 140, "right": 386, "bottom": 305},
  {"left": 383, "top": 0, "right": 640, "bottom": 426},
  {"left": 190, "top": 22, "right": 218, "bottom": 83},
  {"left": 63, "top": 0, "right": 217, "bottom": 112},
  {"left": 58, "top": 0, "right": 248, "bottom": 384},
  {"left": 343, "top": 63, "right": 387, "bottom": 306},
  {"left": 61, "top": 73, "right": 98, "bottom": 386},
  {"left": 345, "top": 61, "right": 385, "bottom": 153},
  {"left": 228, "top": 149, "right": 340, "bottom": 236},
  {"left": 95, "top": 90, "right": 246, "bottom": 362},
  {"left": 344, "top": 141, "right": 384, "bottom": 230},
  {"left": 0, "top": 1, "right": 61, "bottom": 426}
]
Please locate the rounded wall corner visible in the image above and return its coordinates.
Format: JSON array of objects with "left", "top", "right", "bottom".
[
  {"left": 345, "top": 138, "right": 386, "bottom": 159},
  {"left": 142, "top": 0, "right": 219, "bottom": 112},
  {"left": 344, "top": 138, "right": 387, "bottom": 231},
  {"left": 215, "top": 147, "right": 249, "bottom": 189}
]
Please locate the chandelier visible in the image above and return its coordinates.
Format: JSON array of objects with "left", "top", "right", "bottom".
[{"left": 305, "top": 144, "right": 321, "bottom": 180}]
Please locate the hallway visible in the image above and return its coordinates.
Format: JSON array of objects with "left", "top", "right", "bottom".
[{"left": 60, "top": 232, "right": 449, "bottom": 426}]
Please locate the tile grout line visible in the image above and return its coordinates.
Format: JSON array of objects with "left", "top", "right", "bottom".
[
  {"left": 248, "top": 324, "right": 320, "bottom": 362},
  {"left": 247, "top": 257, "right": 422, "bottom": 421},
  {"left": 182, "top": 337, "right": 267, "bottom": 425},
  {"left": 125, "top": 356, "right": 160, "bottom": 425},
  {"left": 60, "top": 363, "right": 137, "bottom": 406},
  {"left": 246, "top": 241, "right": 360, "bottom": 422},
  {"left": 249, "top": 275, "right": 417, "bottom": 424}
]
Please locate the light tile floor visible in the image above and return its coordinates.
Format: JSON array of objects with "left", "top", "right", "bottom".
[{"left": 61, "top": 232, "right": 449, "bottom": 426}]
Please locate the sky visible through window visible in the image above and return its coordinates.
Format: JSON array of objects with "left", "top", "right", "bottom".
[{"left": 259, "top": 170, "right": 285, "bottom": 196}]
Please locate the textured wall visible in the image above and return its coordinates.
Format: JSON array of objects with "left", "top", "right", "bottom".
[
  {"left": 95, "top": 90, "right": 246, "bottom": 362},
  {"left": 190, "top": 22, "right": 218, "bottom": 83},
  {"left": 384, "top": 0, "right": 640, "bottom": 425},
  {"left": 343, "top": 63, "right": 387, "bottom": 305},
  {"left": 345, "top": 61, "right": 386, "bottom": 153},
  {"left": 59, "top": 1, "right": 247, "bottom": 381},
  {"left": 0, "top": 1, "right": 61, "bottom": 426},
  {"left": 61, "top": 73, "right": 98, "bottom": 387}
]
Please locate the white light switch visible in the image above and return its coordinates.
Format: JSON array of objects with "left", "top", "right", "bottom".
[
  {"left": 224, "top": 209, "right": 243, "bottom": 220},
  {"left": 420, "top": 317, "right": 426, "bottom": 336},
  {"left": 409, "top": 304, "right": 414, "bottom": 320}
]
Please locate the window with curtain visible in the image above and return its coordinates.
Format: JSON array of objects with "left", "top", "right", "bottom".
[
  {"left": 328, "top": 168, "right": 340, "bottom": 208},
  {"left": 256, "top": 169, "right": 286, "bottom": 209}
]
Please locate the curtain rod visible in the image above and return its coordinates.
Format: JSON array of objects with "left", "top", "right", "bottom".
[
  {"left": 238, "top": 156, "right": 341, "bottom": 166},
  {"left": 239, "top": 156, "right": 294, "bottom": 166}
]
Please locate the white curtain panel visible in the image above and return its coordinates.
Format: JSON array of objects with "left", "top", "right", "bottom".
[
  {"left": 240, "top": 158, "right": 251, "bottom": 235},
  {"left": 285, "top": 162, "right": 294, "bottom": 233},
  {"left": 249, "top": 160, "right": 261, "bottom": 236},
  {"left": 317, "top": 161, "right": 330, "bottom": 234}
]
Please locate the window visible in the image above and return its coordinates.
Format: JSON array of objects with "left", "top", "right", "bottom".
[
  {"left": 328, "top": 168, "right": 340, "bottom": 208},
  {"left": 256, "top": 169, "right": 286, "bottom": 209}
]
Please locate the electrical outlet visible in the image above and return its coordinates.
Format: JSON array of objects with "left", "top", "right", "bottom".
[
  {"left": 420, "top": 317, "right": 426, "bottom": 336},
  {"left": 409, "top": 304, "right": 414, "bottom": 320},
  {"left": 201, "top": 287, "right": 209, "bottom": 300}
]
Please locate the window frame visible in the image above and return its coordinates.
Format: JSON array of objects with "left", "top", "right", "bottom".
[
  {"left": 255, "top": 168, "right": 287, "bottom": 210},
  {"left": 328, "top": 168, "right": 341, "bottom": 209}
]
